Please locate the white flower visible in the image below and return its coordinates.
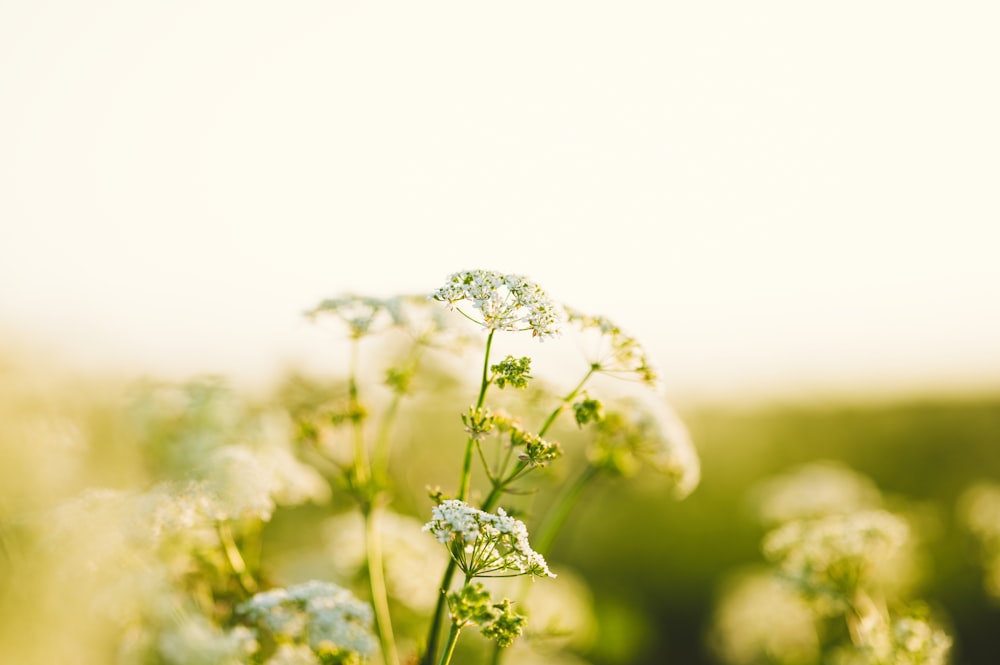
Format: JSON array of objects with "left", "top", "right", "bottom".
[
  {"left": 432, "top": 270, "right": 561, "bottom": 339},
  {"left": 267, "top": 644, "right": 321, "bottom": 665},
  {"left": 708, "top": 569, "right": 819, "bottom": 665},
  {"left": 240, "top": 581, "right": 376, "bottom": 658},
  {"left": 199, "top": 427, "right": 329, "bottom": 522},
  {"left": 423, "top": 499, "right": 555, "bottom": 578},
  {"left": 158, "top": 616, "right": 257, "bottom": 665},
  {"left": 763, "top": 510, "right": 909, "bottom": 613},
  {"left": 958, "top": 481, "right": 1000, "bottom": 597},
  {"left": 564, "top": 305, "right": 657, "bottom": 384},
  {"left": 589, "top": 396, "right": 701, "bottom": 500},
  {"left": 306, "top": 294, "right": 407, "bottom": 338}
]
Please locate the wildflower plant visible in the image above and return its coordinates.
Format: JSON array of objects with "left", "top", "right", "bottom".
[
  {"left": 712, "top": 462, "right": 952, "bottom": 665},
  {"left": 0, "top": 268, "right": 701, "bottom": 665},
  {"left": 957, "top": 481, "right": 1000, "bottom": 599}
]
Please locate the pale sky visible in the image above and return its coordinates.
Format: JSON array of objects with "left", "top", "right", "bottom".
[{"left": 1, "top": 1, "right": 998, "bottom": 401}]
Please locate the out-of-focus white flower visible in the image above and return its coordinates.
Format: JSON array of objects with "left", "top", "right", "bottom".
[
  {"left": 267, "top": 644, "right": 321, "bottom": 665},
  {"left": 563, "top": 306, "right": 656, "bottom": 384},
  {"left": 423, "top": 499, "right": 554, "bottom": 578},
  {"left": 306, "top": 295, "right": 407, "bottom": 338},
  {"left": 708, "top": 569, "right": 819, "bottom": 665},
  {"left": 763, "top": 510, "right": 909, "bottom": 613},
  {"left": 958, "top": 481, "right": 1000, "bottom": 597},
  {"left": 752, "top": 461, "right": 884, "bottom": 525},
  {"left": 888, "top": 613, "right": 952, "bottom": 665},
  {"left": 588, "top": 396, "right": 700, "bottom": 500},
  {"left": 432, "top": 270, "right": 561, "bottom": 339},
  {"left": 158, "top": 615, "right": 257, "bottom": 665},
  {"left": 839, "top": 602, "right": 953, "bottom": 665},
  {"left": 200, "top": 441, "right": 329, "bottom": 522},
  {"left": 202, "top": 445, "right": 279, "bottom": 521},
  {"left": 239, "top": 580, "right": 376, "bottom": 660},
  {"left": 325, "top": 510, "right": 448, "bottom": 611}
]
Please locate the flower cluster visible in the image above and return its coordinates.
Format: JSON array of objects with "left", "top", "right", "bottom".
[
  {"left": 446, "top": 583, "right": 527, "bottom": 648},
  {"left": 306, "top": 295, "right": 406, "bottom": 339},
  {"left": 564, "top": 306, "right": 657, "bottom": 384},
  {"left": 238, "top": 580, "right": 376, "bottom": 662},
  {"left": 432, "top": 270, "right": 561, "bottom": 339},
  {"left": 158, "top": 616, "right": 258, "bottom": 665},
  {"left": 827, "top": 602, "right": 952, "bottom": 665},
  {"left": 958, "top": 481, "right": 1000, "bottom": 597},
  {"left": 588, "top": 398, "right": 700, "bottom": 500},
  {"left": 423, "top": 499, "right": 554, "bottom": 578},
  {"left": 491, "top": 355, "right": 532, "bottom": 390},
  {"left": 709, "top": 570, "right": 819, "bottom": 665},
  {"left": 762, "top": 510, "right": 909, "bottom": 613}
]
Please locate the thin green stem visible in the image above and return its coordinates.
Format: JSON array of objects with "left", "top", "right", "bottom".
[
  {"left": 424, "top": 330, "right": 495, "bottom": 665},
  {"left": 477, "top": 330, "right": 495, "bottom": 410},
  {"left": 365, "top": 506, "right": 400, "bottom": 665},
  {"left": 216, "top": 521, "right": 257, "bottom": 595},
  {"left": 458, "top": 329, "right": 495, "bottom": 502},
  {"left": 348, "top": 339, "right": 370, "bottom": 489},
  {"left": 437, "top": 622, "right": 462, "bottom": 665},
  {"left": 422, "top": 558, "right": 458, "bottom": 665},
  {"left": 538, "top": 367, "right": 595, "bottom": 437},
  {"left": 372, "top": 392, "right": 402, "bottom": 485},
  {"left": 346, "top": 338, "right": 399, "bottom": 665}
]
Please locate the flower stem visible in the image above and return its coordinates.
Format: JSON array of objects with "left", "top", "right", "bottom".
[
  {"left": 422, "top": 558, "right": 457, "bottom": 665},
  {"left": 346, "top": 339, "right": 399, "bottom": 665},
  {"left": 216, "top": 521, "right": 257, "bottom": 595},
  {"left": 348, "top": 339, "right": 370, "bottom": 490},
  {"left": 424, "top": 330, "right": 495, "bottom": 665},
  {"left": 437, "top": 622, "right": 462, "bottom": 665},
  {"left": 372, "top": 392, "right": 402, "bottom": 485},
  {"left": 365, "top": 505, "right": 400, "bottom": 665},
  {"left": 458, "top": 329, "right": 494, "bottom": 502}
]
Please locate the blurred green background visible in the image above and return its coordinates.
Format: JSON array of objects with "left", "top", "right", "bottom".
[{"left": 2, "top": 344, "right": 998, "bottom": 665}]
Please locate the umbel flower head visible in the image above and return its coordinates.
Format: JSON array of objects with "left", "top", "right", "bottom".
[
  {"left": 588, "top": 397, "right": 701, "bottom": 500},
  {"left": 238, "top": 580, "right": 376, "bottom": 661},
  {"left": 762, "top": 510, "right": 909, "bottom": 613},
  {"left": 305, "top": 294, "right": 406, "bottom": 338},
  {"left": 423, "top": 499, "right": 555, "bottom": 579},
  {"left": 564, "top": 306, "right": 657, "bottom": 384},
  {"left": 432, "top": 270, "right": 561, "bottom": 339}
]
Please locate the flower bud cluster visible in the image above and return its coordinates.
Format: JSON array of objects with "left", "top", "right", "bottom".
[
  {"left": 447, "top": 583, "right": 527, "bottom": 648},
  {"left": 491, "top": 355, "right": 532, "bottom": 390},
  {"left": 588, "top": 399, "right": 700, "bottom": 500}
]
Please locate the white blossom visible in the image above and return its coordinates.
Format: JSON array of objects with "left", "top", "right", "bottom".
[
  {"left": 239, "top": 581, "right": 376, "bottom": 659},
  {"left": 709, "top": 570, "right": 819, "bottom": 665},
  {"left": 158, "top": 616, "right": 257, "bottom": 665},
  {"left": 423, "top": 499, "right": 554, "bottom": 578},
  {"left": 763, "top": 510, "right": 909, "bottom": 613},
  {"left": 563, "top": 305, "right": 657, "bottom": 384},
  {"left": 432, "top": 270, "right": 561, "bottom": 339}
]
